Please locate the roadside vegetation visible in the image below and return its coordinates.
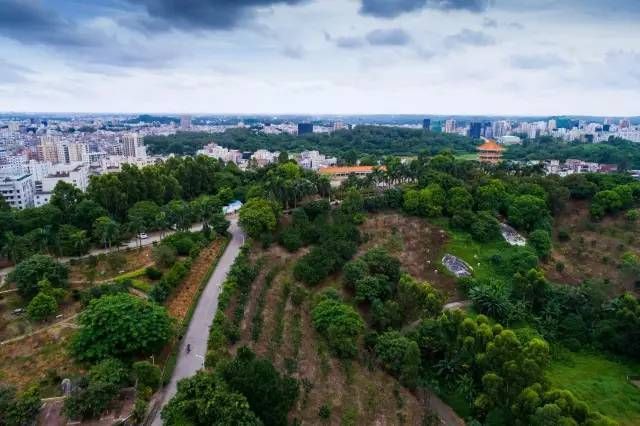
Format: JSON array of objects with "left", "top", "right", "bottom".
[{"left": 2, "top": 142, "right": 640, "bottom": 424}]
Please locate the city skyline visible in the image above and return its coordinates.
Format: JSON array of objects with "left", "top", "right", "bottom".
[{"left": 1, "top": 0, "right": 640, "bottom": 115}]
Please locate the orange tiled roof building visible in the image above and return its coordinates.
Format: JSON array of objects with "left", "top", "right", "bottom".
[{"left": 477, "top": 139, "right": 505, "bottom": 164}]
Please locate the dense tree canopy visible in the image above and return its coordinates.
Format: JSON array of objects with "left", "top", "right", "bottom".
[
  {"left": 312, "top": 289, "right": 364, "bottom": 358},
  {"left": 144, "top": 126, "right": 479, "bottom": 159},
  {"left": 8, "top": 254, "right": 68, "bottom": 300},
  {"left": 239, "top": 198, "right": 279, "bottom": 239},
  {"left": 72, "top": 293, "right": 174, "bottom": 361},
  {"left": 162, "top": 372, "right": 261, "bottom": 426}
]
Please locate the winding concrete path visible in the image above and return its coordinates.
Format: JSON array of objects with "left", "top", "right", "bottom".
[{"left": 150, "top": 217, "right": 244, "bottom": 425}]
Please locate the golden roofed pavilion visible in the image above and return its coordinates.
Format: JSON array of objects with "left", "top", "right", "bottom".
[{"left": 477, "top": 139, "right": 505, "bottom": 164}]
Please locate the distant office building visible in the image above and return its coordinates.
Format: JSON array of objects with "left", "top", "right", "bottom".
[
  {"left": 333, "top": 121, "right": 347, "bottom": 131},
  {"left": 444, "top": 119, "right": 456, "bottom": 133},
  {"left": 298, "top": 123, "right": 313, "bottom": 135},
  {"left": 180, "top": 115, "right": 192, "bottom": 130},
  {"left": 492, "top": 120, "right": 509, "bottom": 138},
  {"left": 556, "top": 117, "right": 573, "bottom": 129},
  {"left": 297, "top": 150, "right": 337, "bottom": 171},
  {"left": 422, "top": 118, "right": 431, "bottom": 130},
  {"left": 197, "top": 143, "right": 242, "bottom": 164},
  {"left": 121, "top": 133, "right": 146, "bottom": 158},
  {"left": 497, "top": 135, "right": 522, "bottom": 146},
  {"left": 469, "top": 122, "right": 482, "bottom": 139},
  {"left": 251, "top": 149, "right": 279, "bottom": 167},
  {"left": 0, "top": 172, "right": 35, "bottom": 209}
]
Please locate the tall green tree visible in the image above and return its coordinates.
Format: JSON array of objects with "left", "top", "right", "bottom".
[
  {"left": 93, "top": 216, "right": 120, "bottom": 250},
  {"left": 239, "top": 198, "right": 278, "bottom": 239},
  {"left": 162, "top": 372, "right": 261, "bottom": 426},
  {"left": 71, "top": 293, "right": 173, "bottom": 361}
]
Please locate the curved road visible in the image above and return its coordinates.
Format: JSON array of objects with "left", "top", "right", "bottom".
[{"left": 151, "top": 217, "right": 244, "bottom": 425}]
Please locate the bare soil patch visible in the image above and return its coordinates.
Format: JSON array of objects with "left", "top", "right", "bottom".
[
  {"left": 0, "top": 325, "right": 82, "bottom": 393},
  {"left": 544, "top": 200, "right": 640, "bottom": 296},
  {"left": 68, "top": 246, "right": 154, "bottom": 286},
  {"left": 360, "top": 212, "right": 460, "bottom": 301}
]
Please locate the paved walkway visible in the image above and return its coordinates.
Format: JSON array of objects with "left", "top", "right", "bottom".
[
  {"left": 0, "top": 312, "right": 80, "bottom": 346},
  {"left": 0, "top": 223, "right": 206, "bottom": 288},
  {"left": 150, "top": 217, "right": 244, "bottom": 425}
]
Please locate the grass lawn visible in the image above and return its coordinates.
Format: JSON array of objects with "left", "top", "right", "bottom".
[
  {"left": 440, "top": 223, "right": 511, "bottom": 282},
  {"left": 455, "top": 153, "right": 479, "bottom": 161},
  {"left": 547, "top": 351, "right": 640, "bottom": 425}
]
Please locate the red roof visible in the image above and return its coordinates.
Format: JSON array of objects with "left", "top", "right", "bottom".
[{"left": 477, "top": 140, "right": 505, "bottom": 152}]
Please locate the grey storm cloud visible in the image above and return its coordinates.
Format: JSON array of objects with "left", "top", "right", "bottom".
[
  {"left": 0, "top": 0, "right": 180, "bottom": 69},
  {"left": 360, "top": 0, "right": 489, "bottom": 18},
  {"left": 510, "top": 53, "right": 568, "bottom": 70},
  {"left": 0, "top": 0, "right": 97, "bottom": 47},
  {"left": 366, "top": 28, "right": 411, "bottom": 46},
  {"left": 129, "top": 0, "right": 307, "bottom": 30},
  {"left": 444, "top": 28, "right": 495, "bottom": 48}
]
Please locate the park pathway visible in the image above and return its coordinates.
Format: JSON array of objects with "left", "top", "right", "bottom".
[{"left": 150, "top": 217, "right": 244, "bottom": 425}]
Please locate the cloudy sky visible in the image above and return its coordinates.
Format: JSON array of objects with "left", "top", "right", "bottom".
[{"left": 0, "top": 0, "right": 639, "bottom": 115}]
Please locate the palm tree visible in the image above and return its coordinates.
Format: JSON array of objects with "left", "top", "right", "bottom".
[
  {"left": 154, "top": 211, "right": 168, "bottom": 240},
  {"left": 71, "top": 230, "right": 90, "bottom": 256},
  {"left": 1, "top": 231, "right": 21, "bottom": 263},
  {"left": 93, "top": 216, "right": 119, "bottom": 250}
]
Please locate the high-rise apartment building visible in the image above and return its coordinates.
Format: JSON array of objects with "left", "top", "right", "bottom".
[
  {"left": 37, "top": 135, "right": 61, "bottom": 163},
  {"left": 121, "top": 133, "right": 146, "bottom": 158},
  {"left": 58, "top": 142, "right": 88, "bottom": 164},
  {"left": 180, "top": 115, "right": 192, "bottom": 130},
  {"left": 422, "top": 118, "right": 431, "bottom": 130}
]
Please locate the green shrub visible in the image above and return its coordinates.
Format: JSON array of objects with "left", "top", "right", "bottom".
[
  {"left": 319, "top": 404, "right": 331, "bottom": 420},
  {"left": 8, "top": 255, "right": 68, "bottom": 300},
  {"left": 311, "top": 290, "right": 364, "bottom": 358},
  {"left": 132, "top": 361, "right": 161, "bottom": 391},
  {"left": 88, "top": 358, "right": 129, "bottom": 387},
  {"left": 64, "top": 380, "right": 119, "bottom": 420},
  {"left": 27, "top": 292, "right": 58, "bottom": 321},
  {"left": 152, "top": 244, "right": 177, "bottom": 268},
  {"left": 528, "top": 230, "right": 552, "bottom": 260},
  {"left": 145, "top": 266, "right": 162, "bottom": 280},
  {"left": 0, "top": 385, "right": 41, "bottom": 426}
]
